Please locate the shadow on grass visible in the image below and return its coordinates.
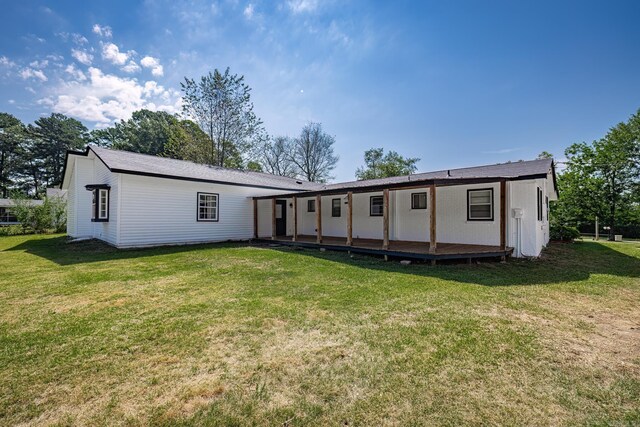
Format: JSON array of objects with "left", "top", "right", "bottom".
[
  {"left": 264, "top": 240, "right": 640, "bottom": 287},
  {"left": 3, "top": 235, "right": 639, "bottom": 286},
  {"left": 2, "top": 236, "right": 247, "bottom": 266}
]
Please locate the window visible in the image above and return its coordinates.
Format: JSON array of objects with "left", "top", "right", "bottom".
[
  {"left": 537, "top": 187, "right": 543, "bottom": 221},
  {"left": 546, "top": 196, "right": 549, "bottom": 221},
  {"left": 90, "top": 188, "right": 109, "bottom": 222},
  {"left": 332, "top": 198, "right": 341, "bottom": 217},
  {"left": 467, "top": 188, "right": 493, "bottom": 221},
  {"left": 411, "top": 192, "right": 427, "bottom": 209},
  {"left": 0, "top": 207, "right": 18, "bottom": 224},
  {"left": 307, "top": 199, "right": 316, "bottom": 212},
  {"left": 198, "top": 192, "right": 219, "bottom": 221},
  {"left": 370, "top": 196, "right": 383, "bottom": 216}
]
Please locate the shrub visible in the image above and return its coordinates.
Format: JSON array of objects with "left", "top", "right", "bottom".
[
  {"left": 0, "top": 225, "right": 25, "bottom": 236},
  {"left": 550, "top": 224, "right": 580, "bottom": 241},
  {"left": 10, "top": 194, "right": 66, "bottom": 234}
]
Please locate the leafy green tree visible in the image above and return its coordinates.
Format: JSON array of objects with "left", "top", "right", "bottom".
[
  {"left": 355, "top": 148, "right": 419, "bottom": 180},
  {"left": 0, "top": 113, "right": 25, "bottom": 197},
  {"left": 537, "top": 151, "right": 554, "bottom": 159},
  {"left": 246, "top": 161, "right": 263, "bottom": 172},
  {"left": 164, "top": 119, "right": 212, "bottom": 164},
  {"left": 290, "top": 122, "right": 338, "bottom": 182},
  {"left": 558, "top": 110, "right": 640, "bottom": 239},
  {"left": 27, "top": 113, "right": 88, "bottom": 189},
  {"left": 181, "top": 68, "right": 264, "bottom": 167},
  {"left": 111, "top": 109, "right": 182, "bottom": 156}
]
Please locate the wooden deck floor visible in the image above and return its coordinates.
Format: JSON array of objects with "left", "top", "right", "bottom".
[{"left": 258, "top": 235, "right": 513, "bottom": 261}]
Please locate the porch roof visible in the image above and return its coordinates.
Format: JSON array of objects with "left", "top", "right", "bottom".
[{"left": 254, "top": 158, "right": 556, "bottom": 199}]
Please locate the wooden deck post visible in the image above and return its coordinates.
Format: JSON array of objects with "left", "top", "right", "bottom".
[
  {"left": 271, "top": 198, "right": 276, "bottom": 240},
  {"left": 253, "top": 198, "right": 258, "bottom": 239},
  {"left": 500, "top": 179, "right": 506, "bottom": 250},
  {"left": 292, "top": 196, "right": 297, "bottom": 242},
  {"left": 429, "top": 184, "right": 437, "bottom": 253},
  {"left": 346, "top": 192, "right": 353, "bottom": 246},
  {"left": 383, "top": 189, "right": 390, "bottom": 249},
  {"left": 316, "top": 195, "right": 322, "bottom": 244}
]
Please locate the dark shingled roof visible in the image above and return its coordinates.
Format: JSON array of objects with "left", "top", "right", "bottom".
[
  {"left": 71, "top": 146, "right": 555, "bottom": 195},
  {"left": 88, "top": 146, "right": 322, "bottom": 191},
  {"left": 257, "top": 158, "right": 556, "bottom": 198}
]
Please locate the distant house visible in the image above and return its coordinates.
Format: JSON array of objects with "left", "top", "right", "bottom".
[{"left": 61, "top": 146, "right": 558, "bottom": 259}]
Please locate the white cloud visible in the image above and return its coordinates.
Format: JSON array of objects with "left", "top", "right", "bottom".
[
  {"left": 140, "top": 56, "right": 163, "bottom": 76},
  {"left": 71, "top": 49, "right": 93, "bottom": 65},
  {"left": 8, "top": 99, "right": 15, "bottom": 104},
  {"left": 243, "top": 3, "right": 254, "bottom": 19},
  {"left": 0, "top": 56, "right": 16, "bottom": 67},
  {"left": 92, "top": 24, "right": 112, "bottom": 38},
  {"left": 44, "top": 67, "right": 180, "bottom": 125},
  {"left": 29, "top": 59, "right": 49, "bottom": 68},
  {"left": 102, "top": 42, "right": 130, "bottom": 65},
  {"left": 121, "top": 60, "right": 141, "bottom": 73},
  {"left": 72, "top": 33, "right": 89, "bottom": 45},
  {"left": 20, "top": 68, "right": 48, "bottom": 82},
  {"left": 25, "top": 86, "right": 36, "bottom": 94},
  {"left": 287, "top": 0, "right": 318, "bottom": 13},
  {"left": 65, "top": 63, "right": 87, "bottom": 81}
]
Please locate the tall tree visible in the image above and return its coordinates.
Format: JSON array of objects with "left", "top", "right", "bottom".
[
  {"left": 164, "top": 119, "right": 213, "bottom": 164},
  {"left": 559, "top": 110, "right": 640, "bottom": 239},
  {"left": 290, "top": 122, "right": 338, "bottom": 182},
  {"left": 111, "top": 109, "right": 182, "bottom": 156},
  {"left": 28, "top": 113, "right": 88, "bottom": 189},
  {"left": 260, "top": 136, "right": 297, "bottom": 177},
  {"left": 0, "top": 113, "right": 25, "bottom": 198},
  {"left": 181, "top": 68, "right": 264, "bottom": 167},
  {"left": 355, "top": 148, "right": 419, "bottom": 180}
]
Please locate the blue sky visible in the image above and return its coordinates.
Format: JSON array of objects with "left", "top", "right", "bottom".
[{"left": 1, "top": 0, "right": 639, "bottom": 181}]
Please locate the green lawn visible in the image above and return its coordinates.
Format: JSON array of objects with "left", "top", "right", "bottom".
[{"left": 0, "top": 235, "right": 639, "bottom": 426}]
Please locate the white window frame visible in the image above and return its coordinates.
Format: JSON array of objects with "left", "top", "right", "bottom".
[
  {"left": 98, "top": 189, "right": 109, "bottom": 220},
  {"left": 467, "top": 188, "right": 494, "bottom": 221},
  {"left": 197, "top": 192, "right": 219, "bottom": 222}
]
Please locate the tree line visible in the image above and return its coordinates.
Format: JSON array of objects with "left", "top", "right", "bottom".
[{"left": 550, "top": 109, "right": 640, "bottom": 240}]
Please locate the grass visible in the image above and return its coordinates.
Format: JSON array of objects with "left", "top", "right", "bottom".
[{"left": 0, "top": 235, "right": 639, "bottom": 426}]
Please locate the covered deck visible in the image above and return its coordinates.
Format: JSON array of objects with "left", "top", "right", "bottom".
[
  {"left": 253, "top": 174, "right": 513, "bottom": 263},
  {"left": 257, "top": 234, "right": 513, "bottom": 261}
]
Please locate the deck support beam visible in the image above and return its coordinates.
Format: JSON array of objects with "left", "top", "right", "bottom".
[
  {"left": 253, "top": 199, "right": 258, "bottom": 239},
  {"left": 383, "top": 189, "right": 390, "bottom": 250},
  {"left": 429, "top": 184, "right": 437, "bottom": 253},
  {"left": 500, "top": 179, "right": 506, "bottom": 251},
  {"left": 316, "top": 195, "right": 322, "bottom": 244},
  {"left": 346, "top": 191, "right": 353, "bottom": 246},
  {"left": 271, "top": 198, "right": 276, "bottom": 240},
  {"left": 292, "top": 196, "right": 298, "bottom": 242}
]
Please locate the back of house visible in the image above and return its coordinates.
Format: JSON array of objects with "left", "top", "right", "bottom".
[{"left": 61, "top": 146, "right": 557, "bottom": 257}]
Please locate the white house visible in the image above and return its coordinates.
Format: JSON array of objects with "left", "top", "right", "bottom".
[{"left": 61, "top": 146, "right": 558, "bottom": 259}]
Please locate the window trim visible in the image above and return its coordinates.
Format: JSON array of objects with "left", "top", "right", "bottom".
[
  {"left": 331, "top": 198, "right": 341, "bottom": 217},
  {"left": 467, "top": 188, "right": 494, "bottom": 221},
  {"left": 91, "top": 188, "right": 110, "bottom": 222},
  {"left": 307, "top": 199, "right": 316, "bottom": 213},
  {"left": 197, "top": 192, "right": 219, "bottom": 222},
  {"left": 537, "top": 187, "right": 543, "bottom": 222},
  {"left": 370, "top": 195, "right": 384, "bottom": 217},
  {"left": 411, "top": 192, "right": 427, "bottom": 210}
]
